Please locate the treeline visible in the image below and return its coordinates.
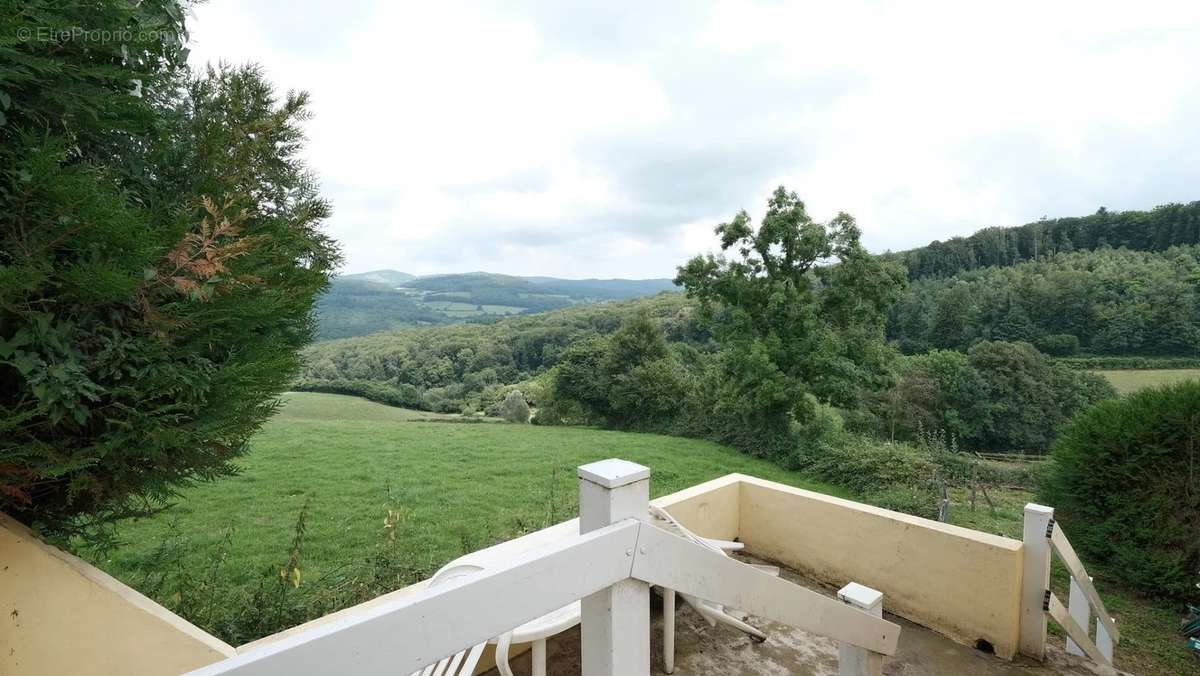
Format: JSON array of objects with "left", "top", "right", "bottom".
[
  {"left": 545, "top": 316, "right": 1111, "bottom": 455},
  {"left": 1056, "top": 356, "right": 1200, "bottom": 370},
  {"left": 297, "top": 293, "right": 706, "bottom": 414},
  {"left": 890, "top": 202, "right": 1200, "bottom": 280},
  {"left": 302, "top": 291, "right": 1113, "bottom": 457},
  {"left": 887, "top": 246, "right": 1200, "bottom": 356}
]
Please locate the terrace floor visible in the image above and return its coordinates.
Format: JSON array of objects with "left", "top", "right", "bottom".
[{"left": 483, "top": 557, "right": 1124, "bottom": 676}]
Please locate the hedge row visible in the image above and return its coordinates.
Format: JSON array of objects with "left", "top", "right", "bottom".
[{"left": 1056, "top": 356, "right": 1200, "bottom": 370}]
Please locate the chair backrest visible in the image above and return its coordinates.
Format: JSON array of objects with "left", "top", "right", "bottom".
[
  {"left": 648, "top": 504, "right": 727, "bottom": 555},
  {"left": 408, "top": 564, "right": 488, "bottom": 676}
]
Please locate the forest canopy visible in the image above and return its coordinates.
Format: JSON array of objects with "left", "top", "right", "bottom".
[
  {"left": 888, "top": 246, "right": 1200, "bottom": 356},
  {"left": 889, "top": 202, "right": 1200, "bottom": 280}
]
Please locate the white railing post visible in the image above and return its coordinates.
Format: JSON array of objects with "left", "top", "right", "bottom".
[
  {"left": 1066, "top": 575, "right": 1092, "bottom": 657},
  {"left": 837, "top": 582, "right": 884, "bottom": 676},
  {"left": 578, "top": 459, "right": 651, "bottom": 676},
  {"left": 1096, "top": 617, "right": 1115, "bottom": 663},
  {"left": 1019, "top": 503, "right": 1054, "bottom": 660}
]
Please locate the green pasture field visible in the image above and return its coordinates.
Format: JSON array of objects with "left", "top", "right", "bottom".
[{"left": 1094, "top": 368, "right": 1200, "bottom": 394}]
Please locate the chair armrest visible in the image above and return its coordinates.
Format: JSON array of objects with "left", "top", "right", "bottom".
[{"left": 702, "top": 537, "right": 745, "bottom": 552}]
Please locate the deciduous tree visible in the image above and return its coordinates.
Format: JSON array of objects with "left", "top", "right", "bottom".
[{"left": 675, "top": 187, "right": 905, "bottom": 452}]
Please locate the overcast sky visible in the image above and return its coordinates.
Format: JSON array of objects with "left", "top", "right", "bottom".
[{"left": 187, "top": 1, "right": 1200, "bottom": 279}]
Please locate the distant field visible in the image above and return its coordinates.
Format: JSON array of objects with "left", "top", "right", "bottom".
[
  {"left": 1094, "top": 368, "right": 1200, "bottom": 394},
  {"left": 94, "top": 392, "right": 845, "bottom": 607},
  {"left": 423, "top": 301, "right": 480, "bottom": 312},
  {"left": 480, "top": 304, "right": 524, "bottom": 314},
  {"left": 271, "top": 391, "right": 465, "bottom": 423},
  {"left": 421, "top": 300, "right": 529, "bottom": 318}
]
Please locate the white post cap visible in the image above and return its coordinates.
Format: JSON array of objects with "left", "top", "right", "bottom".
[
  {"left": 838, "top": 582, "right": 884, "bottom": 612},
  {"left": 578, "top": 459, "right": 650, "bottom": 489},
  {"left": 1024, "top": 503, "right": 1054, "bottom": 516}
]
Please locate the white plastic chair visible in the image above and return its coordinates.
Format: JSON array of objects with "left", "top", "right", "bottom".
[
  {"left": 492, "top": 600, "right": 581, "bottom": 676},
  {"left": 649, "top": 504, "right": 779, "bottom": 674},
  {"left": 424, "top": 558, "right": 580, "bottom": 676},
  {"left": 433, "top": 507, "right": 773, "bottom": 675},
  {"left": 408, "top": 564, "right": 489, "bottom": 676}
]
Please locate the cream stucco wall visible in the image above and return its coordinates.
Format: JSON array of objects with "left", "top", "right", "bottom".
[
  {"left": 0, "top": 513, "right": 236, "bottom": 676},
  {"left": 733, "top": 475, "right": 1025, "bottom": 659}
]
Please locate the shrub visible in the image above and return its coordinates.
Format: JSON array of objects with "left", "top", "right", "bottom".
[
  {"left": 968, "top": 341, "right": 1115, "bottom": 452},
  {"left": 865, "top": 484, "right": 941, "bottom": 520},
  {"left": 499, "top": 390, "right": 531, "bottom": 423},
  {"left": 1035, "top": 334, "right": 1080, "bottom": 357},
  {"left": 1040, "top": 380, "right": 1200, "bottom": 597},
  {"left": 866, "top": 342, "right": 1114, "bottom": 454},
  {"left": 902, "top": 350, "right": 989, "bottom": 444},
  {"left": 790, "top": 436, "right": 937, "bottom": 495},
  {"left": 1055, "top": 356, "right": 1200, "bottom": 370},
  {"left": 293, "top": 379, "right": 423, "bottom": 409},
  {"left": 794, "top": 401, "right": 845, "bottom": 443}
]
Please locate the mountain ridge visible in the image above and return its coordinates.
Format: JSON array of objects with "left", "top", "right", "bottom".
[
  {"left": 319, "top": 270, "right": 677, "bottom": 340},
  {"left": 340, "top": 269, "right": 673, "bottom": 286}
]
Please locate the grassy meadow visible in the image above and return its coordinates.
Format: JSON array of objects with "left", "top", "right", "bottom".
[
  {"left": 86, "top": 392, "right": 1197, "bottom": 673},
  {"left": 91, "top": 393, "right": 845, "bottom": 628},
  {"left": 1095, "top": 368, "right": 1200, "bottom": 395}
]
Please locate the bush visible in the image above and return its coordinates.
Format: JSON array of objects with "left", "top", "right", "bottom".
[
  {"left": 793, "top": 401, "right": 845, "bottom": 444},
  {"left": 866, "top": 342, "right": 1115, "bottom": 454},
  {"left": 499, "top": 390, "right": 531, "bottom": 423},
  {"left": 865, "top": 484, "right": 941, "bottom": 520},
  {"left": 294, "top": 379, "right": 423, "bottom": 409},
  {"left": 1035, "top": 334, "right": 1080, "bottom": 357},
  {"left": 1055, "top": 356, "right": 1200, "bottom": 370},
  {"left": 787, "top": 435, "right": 942, "bottom": 519},
  {"left": 1040, "top": 381, "right": 1200, "bottom": 597},
  {"left": 968, "top": 341, "right": 1115, "bottom": 452},
  {"left": 790, "top": 436, "right": 937, "bottom": 495}
]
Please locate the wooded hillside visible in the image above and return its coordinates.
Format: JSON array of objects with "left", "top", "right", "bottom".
[
  {"left": 890, "top": 202, "right": 1200, "bottom": 280},
  {"left": 887, "top": 246, "right": 1200, "bottom": 356}
]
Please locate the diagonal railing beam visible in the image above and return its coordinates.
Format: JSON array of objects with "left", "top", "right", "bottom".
[
  {"left": 184, "top": 520, "right": 640, "bottom": 676},
  {"left": 1049, "top": 525, "right": 1120, "bottom": 643},
  {"left": 1047, "top": 593, "right": 1109, "bottom": 666},
  {"left": 631, "top": 523, "right": 901, "bottom": 656}
]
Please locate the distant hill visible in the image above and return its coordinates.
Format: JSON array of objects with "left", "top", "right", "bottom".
[
  {"left": 890, "top": 201, "right": 1200, "bottom": 280},
  {"left": 341, "top": 269, "right": 417, "bottom": 286},
  {"left": 316, "top": 271, "right": 677, "bottom": 340},
  {"left": 314, "top": 279, "right": 444, "bottom": 340},
  {"left": 527, "top": 276, "right": 679, "bottom": 298}
]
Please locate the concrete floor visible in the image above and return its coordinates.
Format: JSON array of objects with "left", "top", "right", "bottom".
[{"left": 483, "top": 558, "right": 1124, "bottom": 676}]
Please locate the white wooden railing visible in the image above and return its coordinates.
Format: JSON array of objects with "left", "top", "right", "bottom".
[
  {"left": 1019, "top": 503, "right": 1119, "bottom": 667},
  {"left": 185, "top": 459, "right": 901, "bottom": 676}
]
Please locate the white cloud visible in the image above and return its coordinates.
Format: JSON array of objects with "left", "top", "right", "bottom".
[{"left": 187, "top": 0, "right": 1200, "bottom": 277}]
